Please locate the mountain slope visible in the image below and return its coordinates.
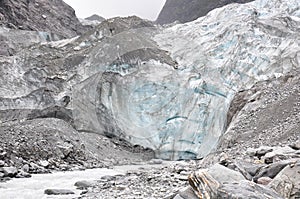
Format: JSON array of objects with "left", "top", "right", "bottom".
[
  {"left": 156, "top": 0, "right": 254, "bottom": 24},
  {"left": 0, "top": 0, "right": 89, "bottom": 38}
]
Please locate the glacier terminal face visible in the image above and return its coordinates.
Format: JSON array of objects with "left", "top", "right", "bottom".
[{"left": 72, "top": 0, "right": 300, "bottom": 160}]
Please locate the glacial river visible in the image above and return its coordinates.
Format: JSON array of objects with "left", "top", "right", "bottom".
[{"left": 0, "top": 164, "right": 165, "bottom": 199}]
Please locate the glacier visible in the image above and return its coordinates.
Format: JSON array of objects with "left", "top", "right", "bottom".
[
  {"left": 72, "top": 0, "right": 300, "bottom": 160},
  {"left": 1, "top": 0, "right": 299, "bottom": 160}
]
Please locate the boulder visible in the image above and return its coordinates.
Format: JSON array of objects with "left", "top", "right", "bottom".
[
  {"left": 74, "top": 180, "right": 94, "bottom": 189},
  {"left": 44, "top": 189, "right": 75, "bottom": 195},
  {"left": 0, "top": 166, "right": 18, "bottom": 177},
  {"left": 254, "top": 159, "right": 298, "bottom": 182},
  {"left": 290, "top": 141, "right": 300, "bottom": 150},
  {"left": 174, "top": 187, "right": 198, "bottom": 199},
  {"left": 207, "top": 164, "right": 245, "bottom": 183},
  {"left": 0, "top": 160, "right": 5, "bottom": 167},
  {"left": 269, "top": 163, "right": 300, "bottom": 199},
  {"left": 188, "top": 169, "right": 282, "bottom": 199}
]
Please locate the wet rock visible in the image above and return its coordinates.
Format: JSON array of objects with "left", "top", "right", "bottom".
[
  {"left": 74, "top": 180, "right": 94, "bottom": 189},
  {"left": 269, "top": 163, "right": 300, "bottom": 199},
  {"left": 44, "top": 189, "right": 75, "bottom": 195},
  {"left": 0, "top": 166, "right": 18, "bottom": 177}
]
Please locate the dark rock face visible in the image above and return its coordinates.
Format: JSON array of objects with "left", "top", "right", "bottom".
[
  {"left": 0, "top": 0, "right": 89, "bottom": 38},
  {"left": 156, "top": 0, "right": 254, "bottom": 24}
]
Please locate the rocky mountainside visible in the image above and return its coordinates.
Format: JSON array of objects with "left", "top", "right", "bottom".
[
  {"left": 156, "top": 0, "right": 254, "bottom": 24},
  {"left": 0, "top": 0, "right": 89, "bottom": 38},
  {"left": 79, "top": 14, "right": 106, "bottom": 27},
  {"left": 85, "top": 14, "right": 105, "bottom": 22}
]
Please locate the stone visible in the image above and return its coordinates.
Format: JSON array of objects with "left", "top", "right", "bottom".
[
  {"left": 289, "top": 141, "right": 300, "bottom": 150},
  {"left": 254, "top": 159, "right": 297, "bottom": 182},
  {"left": 44, "top": 189, "right": 75, "bottom": 195},
  {"left": 0, "top": 160, "right": 5, "bottom": 167},
  {"left": 175, "top": 187, "right": 198, "bottom": 199},
  {"left": 100, "top": 175, "right": 115, "bottom": 182},
  {"left": 189, "top": 170, "right": 282, "bottom": 199},
  {"left": 264, "top": 146, "right": 297, "bottom": 161},
  {"left": 269, "top": 163, "right": 300, "bottom": 199},
  {"left": 207, "top": 164, "right": 245, "bottom": 183},
  {"left": 149, "top": 159, "right": 163, "bottom": 165},
  {"left": 228, "top": 161, "right": 254, "bottom": 180},
  {"left": 216, "top": 180, "right": 283, "bottom": 199},
  {"left": 257, "top": 177, "right": 272, "bottom": 185},
  {"left": 39, "top": 160, "right": 49, "bottom": 168},
  {"left": 74, "top": 180, "right": 94, "bottom": 189},
  {"left": 22, "top": 164, "right": 30, "bottom": 173},
  {"left": 0, "top": 167, "right": 18, "bottom": 177},
  {"left": 15, "top": 170, "right": 31, "bottom": 178}
]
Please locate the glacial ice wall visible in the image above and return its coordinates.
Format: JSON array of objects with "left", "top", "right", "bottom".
[{"left": 73, "top": 0, "right": 300, "bottom": 160}]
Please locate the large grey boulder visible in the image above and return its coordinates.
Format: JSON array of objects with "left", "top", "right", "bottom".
[
  {"left": 269, "top": 163, "right": 300, "bottom": 199},
  {"left": 188, "top": 166, "right": 283, "bottom": 198}
]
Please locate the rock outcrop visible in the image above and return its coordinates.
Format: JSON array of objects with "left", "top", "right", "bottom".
[
  {"left": 156, "top": 0, "right": 254, "bottom": 24},
  {"left": 0, "top": 0, "right": 89, "bottom": 38}
]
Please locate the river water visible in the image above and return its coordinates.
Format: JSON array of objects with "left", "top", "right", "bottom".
[{"left": 0, "top": 164, "right": 165, "bottom": 199}]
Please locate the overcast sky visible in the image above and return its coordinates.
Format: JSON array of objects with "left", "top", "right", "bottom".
[{"left": 63, "top": 0, "right": 166, "bottom": 20}]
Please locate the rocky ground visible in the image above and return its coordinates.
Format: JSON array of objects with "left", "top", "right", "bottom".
[
  {"left": 0, "top": 118, "right": 154, "bottom": 182},
  {"left": 77, "top": 144, "right": 299, "bottom": 198}
]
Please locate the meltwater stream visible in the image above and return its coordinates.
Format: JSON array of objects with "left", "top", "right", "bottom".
[{"left": 0, "top": 164, "right": 165, "bottom": 199}]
